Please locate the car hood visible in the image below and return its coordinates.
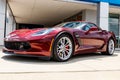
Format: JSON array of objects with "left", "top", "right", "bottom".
[
  {"left": 5, "top": 27, "right": 74, "bottom": 41},
  {"left": 5, "top": 28, "right": 47, "bottom": 40}
]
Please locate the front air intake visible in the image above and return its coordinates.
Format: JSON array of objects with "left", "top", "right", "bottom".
[{"left": 4, "top": 41, "right": 31, "bottom": 50}]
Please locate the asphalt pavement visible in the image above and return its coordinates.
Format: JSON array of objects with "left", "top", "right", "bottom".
[{"left": 0, "top": 47, "right": 120, "bottom": 80}]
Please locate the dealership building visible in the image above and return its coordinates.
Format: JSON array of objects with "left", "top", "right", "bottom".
[{"left": 0, "top": 0, "right": 120, "bottom": 48}]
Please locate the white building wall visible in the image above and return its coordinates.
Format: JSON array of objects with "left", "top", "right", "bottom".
[
  {"left": 82, "top": 8, "right": 109, "bottom": 31},
  {"left": 0, "top": 0, "right": 6, "bottom": 45},
  {"left": 82, "top": 9, "right": 97, "bottom": 24},
  {"left": 6, "top": 5, "right": 16, "bottom": 36},
  {"left": 97, "top": 2, "right": 109, "bottom": 31}
]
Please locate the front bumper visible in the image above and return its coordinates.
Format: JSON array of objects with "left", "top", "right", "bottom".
[
  {"left": 2, "top": 48, "right": 50, "bottom": 60},
  {"left": 3, "top": 38, "right": 54, "bottom": 57}
]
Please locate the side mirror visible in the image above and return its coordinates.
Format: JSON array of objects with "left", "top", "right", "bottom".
[
  {"left": 89, "top": 27, "right": 98, "bottom": 31},
  {"left": 85, "top": 27, "right": 98, "bottom": 34}
]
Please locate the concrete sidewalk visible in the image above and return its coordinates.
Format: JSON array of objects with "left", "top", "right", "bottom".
[
  {"left": 0, "top": 49, "right": 120, "bottom": 80},
  {"left": 0, "top": 52, "right": 120, "bottom": 72},
  {"left": 0, "top": 71, "right": 120, "bottom": 80}
]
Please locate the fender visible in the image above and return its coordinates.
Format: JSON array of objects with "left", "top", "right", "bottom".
[{"left": 50, "top": 31, "right": 75, "bottom": 58}]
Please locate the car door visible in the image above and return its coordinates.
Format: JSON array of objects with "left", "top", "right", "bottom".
[
  {"left": 80, "top": 23, "right": 106, "bottom": 49},
  {"left": 74, "top": 23, "right": 107, "bottom": 54},
  {"left": 74, "top": 22, "right": 108, "bottom": 54}
]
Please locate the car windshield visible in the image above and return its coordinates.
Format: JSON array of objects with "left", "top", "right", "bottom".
[{"left": 54, "top": 22, "right": 86, "bottom": 29}]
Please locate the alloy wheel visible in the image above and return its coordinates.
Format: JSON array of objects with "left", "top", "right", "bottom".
[
  {"left": 56, "top": 37, "right": 73, "bottom": 61},
  {"left": 108, "top": 39, "right": 115, "bottom": 55}
]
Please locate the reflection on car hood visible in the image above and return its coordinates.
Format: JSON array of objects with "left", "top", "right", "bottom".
[{"left": 6, "top": 28, "right": 46, "bottom": 40}]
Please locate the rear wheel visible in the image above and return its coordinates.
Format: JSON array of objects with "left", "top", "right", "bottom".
[
  {"left": 101, "top": 39, "right": 115, "bottom": 55},
  {"left": 53, "top": 34, "right": 74, "bottom": 62}
]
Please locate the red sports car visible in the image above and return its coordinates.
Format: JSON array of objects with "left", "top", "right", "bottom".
[{"left": 3, "top": 21, "right": 116, "bottom": 61}]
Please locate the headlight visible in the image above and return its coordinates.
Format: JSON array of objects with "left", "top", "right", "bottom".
[{"left": 32, "top": 28, "right": 54, "bottom": 36}]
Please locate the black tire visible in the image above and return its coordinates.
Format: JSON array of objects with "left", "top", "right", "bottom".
[
  {"left": 101, "top": 39, "right": 115, "bottom": 55},
  {"left": 53, "top": 34, "right": 74, "bottom": 62}
]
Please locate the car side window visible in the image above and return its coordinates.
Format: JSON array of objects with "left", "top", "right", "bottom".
[
  {"left": 63, "top": 23, "right": 74, "bottom": 28},
  {"left": 89, "top": 24, "right": 95, "bottom": 27},
  {"left": 63, "top": 22, "right": 81, "bottom": 28},
  {"left": 82, "top": 25, "right": 91, "bottom": 31},
  {"left": 82, "top": 23, "right": 99, "bottom": 31},
  {"left": 89, "top": 23, "right": 99, "bottom": 29}
]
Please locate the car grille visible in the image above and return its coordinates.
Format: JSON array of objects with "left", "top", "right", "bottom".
[{"left": 4, "top": 41, "right": 31, "bottom": 50}]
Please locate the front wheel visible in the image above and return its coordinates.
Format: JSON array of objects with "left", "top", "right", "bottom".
[
  {"left": 101, "top": 39, "right": 115, "bottom": 55},
  {"left": 53, "top": 34, "right": 74, "bottom": 62}
]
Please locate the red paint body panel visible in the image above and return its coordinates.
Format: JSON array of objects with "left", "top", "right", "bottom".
[{"left": 3, "top": 21, "right": 116, "bottom": 59}]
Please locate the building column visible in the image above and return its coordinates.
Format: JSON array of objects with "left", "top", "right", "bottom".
[
  {"left": 82, "top": 9, "right": 97, "bottom": 24},
  {"left": 0, "top": 0, "right": 6, "bottom": 45},
  {"left": 97, "top": 2, "right": 109, "bottom": 31}
]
